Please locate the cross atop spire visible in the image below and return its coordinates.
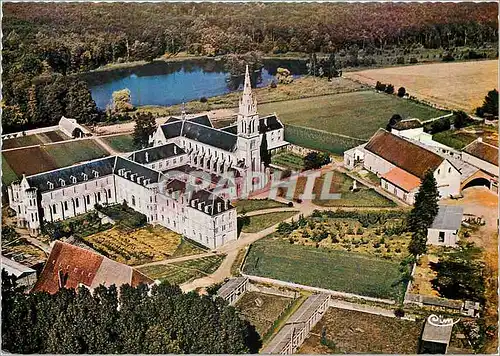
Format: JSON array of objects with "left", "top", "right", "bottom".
[{"left": 238, "top": 65, "right": 257, "bottom": 118}]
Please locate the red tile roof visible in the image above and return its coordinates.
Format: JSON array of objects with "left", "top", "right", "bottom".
[
  {"left": 463, "top": 139, "right": 498, "bottom": 167},
  {"left": 32, "top": 241, "right": 153, "bottom": 294},
  {"left": 365, "top": 129, "right": 444, "bottom": 179},
  {"left": 381, "top": 167, "right": 421, "bottom": 192}
]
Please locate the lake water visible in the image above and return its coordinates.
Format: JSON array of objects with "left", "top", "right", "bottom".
[{"left": 82, "top": 59, "right": 308, "bottom": 109}]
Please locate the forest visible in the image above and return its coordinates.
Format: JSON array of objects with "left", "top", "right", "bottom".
[
  {"left": 2, "top": 3, "right": 498, "bottom": 133},
  {"left": 1, "top": 272, "right": 261, "bottom": 354}
]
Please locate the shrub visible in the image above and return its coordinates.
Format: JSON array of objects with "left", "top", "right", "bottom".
[
  {"left": 394, "top": 307, "right": 405, "bottom": 318},
  {"left": 385, "top": 84, "right": 395, "bottom": 95},
  {"left": 356, "top": 226, "right": 364, "bottom": 235},
  {"left": 397, "top": 87, "right": 406, "bottom": 97},
  {"left": 287, "top": 201, "right": 294, "bottom": 208},
  {"left": 270, "top": 81, "right": 277, "bottom": 89},
  {"left": 409, "top": 57, "right": 418, "bottom": 64},
  {"left": 200, "top": 96, "right": 208, "bottom": 103},
  {"left": 396, "top": 57, "right": 405, "bottom": 64}
]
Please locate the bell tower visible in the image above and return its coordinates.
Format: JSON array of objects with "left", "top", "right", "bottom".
[{"left": 237, "top": 65, "right": 259, "bottom": 138}]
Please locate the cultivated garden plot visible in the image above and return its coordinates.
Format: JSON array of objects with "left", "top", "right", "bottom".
[
  {"left": 279, "top": 170, "right": 396, "bottom": 208},
  {"left": 243, "top": 235, "right": 408, "bottom": 300},
  {"left": 235, "top": 291, "right": 293, "bottom": 337},
  {"left": 2, "top": 140, "right": 108, "bottom": 184},
  {"left": 271, "top": 152, "right": 305, "bottom": 171},
  {"left": 84, "top": 225, "right": 204, "bottom": 266},
  {"left": 298, "top": 307, "right": 424, "bottom": 354},
  {"left": 2, "top": 130, "right": 70, "bottom": 150},
  {"left": 433, "top": 124, "right": 498, "bottom": 150},
  {"left": 138, "top": 254, "right": 225, "bottom": 285}
]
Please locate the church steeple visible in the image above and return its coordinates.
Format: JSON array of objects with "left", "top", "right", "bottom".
[
  {"left": 237, "top": 65, "right": 258, "bottom": 137},
  {"left": 239, "top": 65, "right": 257, "bottom": 118}
]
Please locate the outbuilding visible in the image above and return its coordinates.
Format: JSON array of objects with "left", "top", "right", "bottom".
[{"left": 427, "top": 205, "right": 463, "bottom": 246}]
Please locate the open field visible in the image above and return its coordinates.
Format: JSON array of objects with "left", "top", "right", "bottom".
[
  {"left": 101, "top": 134, "right": 137, "bottom": 153},
  {"left": 234, "top": 199, "right": 289, "bottom": 214},
  {"left": 280, "top": 171, "right": 396, "bottom": 208},
  {"left": 242, "top": 212, "right": 297, "bottom": 233},
  {"left": 138, "top": 254, "right": 225, "bottom": 285},
  {"left": 299, "top": 307, "right": 424, "bottom": 354},
  {"left": 259, "top": 90, "right": 447, "bottom": 140},
  {"left": 2, "top": 156, "right": 19, "bottom": 185},
  {"left": 235, "top": 291, "right": 293, "bottom": 337},
  {"left": 2, "top": 130, "right": 69, "bottom": 150},
  {"left": 2, "top": 140, "right": 108, "bottom": 183},
  {"left": 2, "top": 238, "right": 47, "bottom": 267},
  {"left": 344, "top": 60, "right": 498, "bottom": 112},
  {"left": 134, "top": 76, "right": 367, "bottom": 118},
  {"left": 83, "top": 225, "right": 203, "bottom": 265},
  {"left": 243, "top": 236, "right": 406, "bottom": 300},
  {"left": 271, "top": 152, "right": 305, "bottom": 171}
]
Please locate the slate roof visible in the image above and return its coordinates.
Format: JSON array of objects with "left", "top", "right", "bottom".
[
  {"left": 365, "top": 129, "right": 444, "bottom": 179},
  {"left": 221, "top": 125, "right": 238, "bottom": 135},
  {"left": 189, "top": 188, "right": 234, "bottom": 216},
  {"left": 128, "top": 143, "right": 185, "bottom": 164},
  {"left": 188, "top": 115, "right": 213, "bottom": 127},
  {"left": 381, "top": 167, "right": 421, "bottom": 192},
  {"left": 259, "top": 115, "right": 283, "bottom": 132},
  {"left": 160, "top": 121, "right": 183, "bottom": 139},
  {"left": 392, "top": 119, "right": 423, "bottom": 130},
  {"left": 1, "top": 256, "right": 36, "bottom": 278},
  {"left": 463, "top": 139, "right": 498, "bottom": 166},
  {"left": 181, "top": 121, "right": 238, "bottom": 152},
  {"left": 114, "top": 156, "right": 161, "bottom": 184},
  {"left": 165, "top": 117, "right": 181, "bottom": 124},
  {"left": 217, "top": 277, "right": 248, "bottom": 299},
  {"left": 430, "top": 205, "right": 463, "bottom": 231},
  {"left": 32, "top": 241, "right": 153, "bottom": 294},
  {"left": 26, "top": 156, "right": 116, "bottom": 193}
]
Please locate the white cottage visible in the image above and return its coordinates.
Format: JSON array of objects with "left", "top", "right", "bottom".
[{"left": 427, "top": 205, "right": 463, "bottom": 246}]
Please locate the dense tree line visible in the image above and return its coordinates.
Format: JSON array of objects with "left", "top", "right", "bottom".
[
  {"left": 2, "top": 271, "right": 260, "bottom": 354},
  {"left": 2, "top": 3, "right": 497, "bottom": 133}
]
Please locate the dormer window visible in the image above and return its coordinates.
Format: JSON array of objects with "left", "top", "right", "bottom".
[
  {"left": 118, "top": 168, "right": 125, "bottom": 176},
  {"left": 47, "top": 181, "right": 54, "bottom": 190},
  {"left": 82, "top": 173, "right": 88, "bottom": 181},
  {"left": 70, "top": 175, "right": 77, "bottom": 184},
  {"left": 59, "top": 178, "right": 65, "bottom": 187},
  {"left": 93, "top": 170, "right": 99, "bottom": 178}
]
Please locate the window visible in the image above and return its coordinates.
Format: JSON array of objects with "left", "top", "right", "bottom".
[
  {"left": 97, "top": 192, "right": 101, "bottom": 201},
  {"left": 75, "top": 198, "right": 79, "bottom": 208},
  {"left": 448, "top": 167, "right": 451, "bottom": 173},
  {"left": 132, "top": 195, "right": 136, "bottom": 206},
  {"left": 108, "top": 189, "right": 112, "bottom": 198},
  {"left": 403, "top": 193, "right": 407, "bottom": 201},
  {"left": 438, "top": 231, "right": 445, "bottom": 243},
  {"left": 64, "top": 201, "right": 68, "bottom": 211},
  {"left": 47, "top": 182, "right": 54, "bottom": 190},
  {"left": 71, "top": 176, "right": 77, "bottom": 184},
  {"left": 86, "top": 195, "right": 91, "bottom": 204},
  {"left": 438, "top": 169, "right": 441, "bottom": 175},
  {"left": 52, "top": 204, "right": 57, "bottom": 214},
  {"left": 152, "top": 164, "right": 155, "bottom": 169}
]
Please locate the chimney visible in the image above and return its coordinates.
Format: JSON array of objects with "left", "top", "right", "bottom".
[
  {"left": 217, "top": 202, "right": 222, "bottom": 212},
  {"left": 225, "top": 200, "right": 229, "bottom": 210},
  {"left": 145, "top": 152, "right": 149, "bottom": 162},
  {"left": 174, "top": 145, "right": 177, "bottom": 155}
]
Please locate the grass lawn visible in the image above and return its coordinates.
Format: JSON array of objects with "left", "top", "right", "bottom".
[
  {"left": 44, "top": 140, "right": 108, "bottom": 167},
  {"left": 235, "top": 199, "right": 289, "bottom": 214},
  {"left": 243, "top": 236, "right": 406, "bottom": 300},
  {"left": 242, "top": 211, "right": 297, "bottom": 233},
  {"left": 235, "top": 291, "right": 293, "bottom": 337},
  {"left": 258, "top": 90, "right": 447, "bottom": 140},
  {"left": 299, "top": 307, "right": 424, "bottom": 354},
  {"left": 102, "top": 134, "right": 138, "bottom": 153},
  {"left": 84, "top": 225, "right": 204, "bottom": 265},
  {"left": 2, "top": 130, "right": 69, "bottom": 150},
  {"left": 282, "top": 171, "right": 396, "bottom": 208},
  {"left": 2, "top": 156, "right": 19, "bottom": 185},
  {"left": 138, "top": 254, "right": 225, "bottom": 285},
  {"left": 271, "top": 152, "right": 305, "bottom": 171}
]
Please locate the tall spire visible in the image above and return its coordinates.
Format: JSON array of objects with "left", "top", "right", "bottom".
[{"left": 239, "top": 65, "right": 257, "bottom": 118}]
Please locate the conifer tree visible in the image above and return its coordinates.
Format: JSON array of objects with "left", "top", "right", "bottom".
[{"left": 133, "top": 112, "right": 156, "bottom": 149}]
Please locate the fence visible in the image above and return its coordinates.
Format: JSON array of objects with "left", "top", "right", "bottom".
[{"left": 241, "top": 272, "right": 395, "bottom": 305}]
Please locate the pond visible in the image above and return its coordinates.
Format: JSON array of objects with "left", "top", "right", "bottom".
[{"left": 81, "top": 58, "right": 308, "bottom": 109}]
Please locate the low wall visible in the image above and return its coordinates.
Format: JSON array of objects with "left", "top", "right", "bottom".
[
  {"left": 241, "top": 272, "right": 395, "bottom": 305},
  {"left": 404, "top": 292, "right": 463, "bottom": 310}
]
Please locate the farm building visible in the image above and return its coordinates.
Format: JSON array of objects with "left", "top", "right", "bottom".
[
  {"left": 7, "top": 67, "right": 284, "bottom": 249},
  {"left": 461, "top": 137, "right": 498, "bottom": 192},
  {"left": 32, "top": 241, "right": 153, "bottom": 294},
  {"left": 1, "top": 256, "right": 37, "bottom": 290},
  {"left": 261, "top": 293, "right": 330, "bottom": 354},
  {"left": 344, "top": 129, "right": 461, "bottom": 204},
  {"left": 427, "top": 205, "right": 464, "bottom": 246},
  {"left": 58, "top": 117, "right": 91, "bottom": 138},
  {"left": 216, "top": 277, "right": 249, "bottom": 305},
  {"left": 420, "top": 315, "right": 455, "bottom": 354}
]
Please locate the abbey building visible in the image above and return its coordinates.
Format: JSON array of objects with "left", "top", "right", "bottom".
[{"left": 7, "top": 66, "right": 288, "bottom": 249}]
